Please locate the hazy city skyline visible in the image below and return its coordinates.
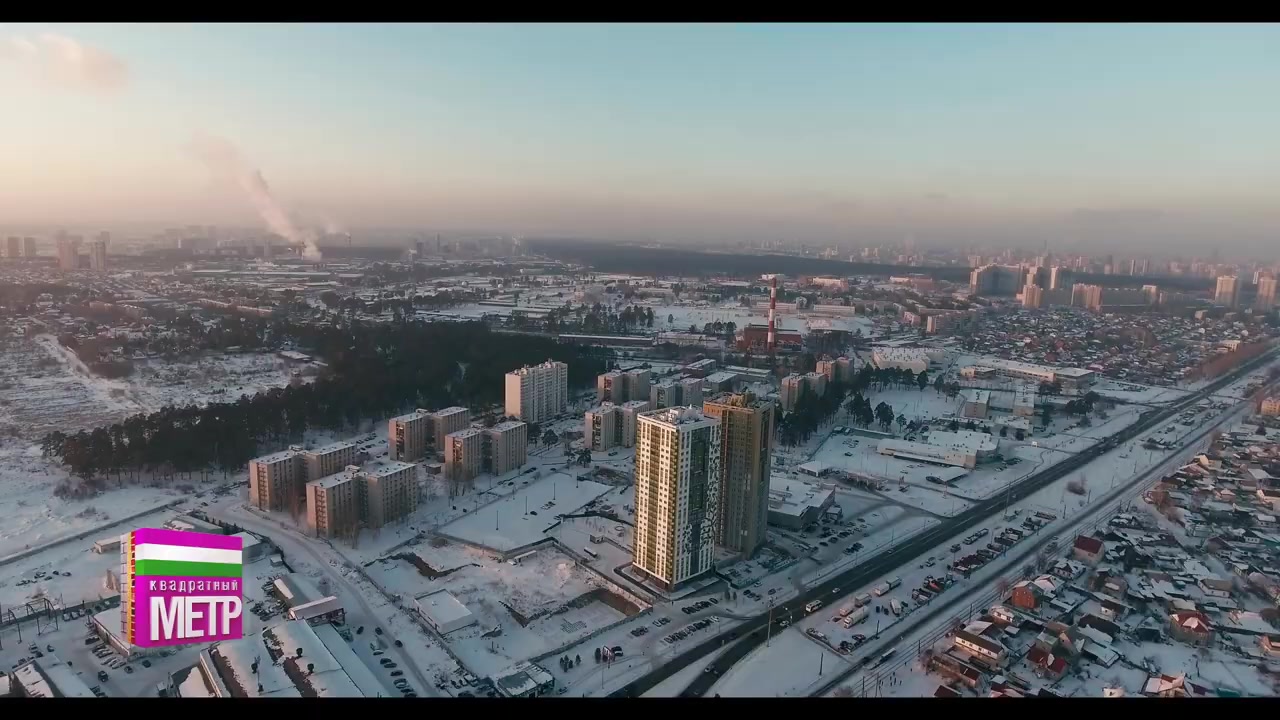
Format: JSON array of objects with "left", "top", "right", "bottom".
[{"left": 3, "top": 23, "right": 1279, "bottom": 253}]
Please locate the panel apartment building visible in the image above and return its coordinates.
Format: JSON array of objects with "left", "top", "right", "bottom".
[
  {"left": 249, "top": 441, "right": 359, "bottom": 512},
  {"left": 444, "top": 428, "right": 484, "bottom": 484},
  {"left": 632, "top": 407, "right": 721, "bottom": 591},
  {"left": 304, "top": 460, "right": 418, "bottom": 538},
  {"left": 485, "top": 421, "right": 529, "bottom": 476},
  {"left": 597, "top": 368, "right": 652, "bottom": 404},
  {"left": 505, "top": 361, "right": 569, "bottom": 423},
  {"left": 703, "top": 393, "right": 775, "bottom": 557},
  {"left": 649, "top": 377, "right": 704, "bottom": 410},
  {"left": 388, "top": 406, "right": 469, "bottom": 461}
]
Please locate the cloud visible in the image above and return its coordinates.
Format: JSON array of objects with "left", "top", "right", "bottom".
[{"left": 1, "top": 32, "right": 128, "bottom": 92}]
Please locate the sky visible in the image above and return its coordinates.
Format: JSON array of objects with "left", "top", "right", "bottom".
[{"left": 1, "top": 23, "right": 1279, "bottom": 253}]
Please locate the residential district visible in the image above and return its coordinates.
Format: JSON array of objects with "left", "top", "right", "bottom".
[{"left": 1, "top": 234, "right": 1279, "bottom": 698}]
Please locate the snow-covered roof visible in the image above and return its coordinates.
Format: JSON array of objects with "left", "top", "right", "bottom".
[
  {"left": 415, "top": 589, "right": 476, "bottom": 633},
  {"left": 265, "top": 621, "right": 363, "bottom": 697}
]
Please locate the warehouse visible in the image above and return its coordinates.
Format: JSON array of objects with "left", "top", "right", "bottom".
[{"left": 414, "top": 589, "right": 478, "bottom": 635}]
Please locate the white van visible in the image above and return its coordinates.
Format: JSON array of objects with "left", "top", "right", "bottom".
[{"left": 805, "top": 600, "right": 823, "bottom": 614}]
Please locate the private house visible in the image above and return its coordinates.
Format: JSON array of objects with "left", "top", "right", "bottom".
[
  {"left": 952, "top": 621, "right": 1009, "bottom": 668},
  {"left": 1169, "top": 611, "right": 1215, "bottom": 647},
  {"left": 1073, "top": 535, "right": 1105, "bottom": 566}
]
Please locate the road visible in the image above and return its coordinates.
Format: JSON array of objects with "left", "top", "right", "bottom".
[
  {"left": 807, "top": 377, "right": 1266, "bottom": 698},
  {"left": 615, "top": 350, "right": 1277, "bottom": 698},
  {"left": 210, "top": 503, "right": 440, "bottom": 697}
]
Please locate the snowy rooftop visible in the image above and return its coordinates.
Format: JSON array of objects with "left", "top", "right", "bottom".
[
  {"left": 448, "top": 428, "right": 483, "bottom": 439},
  {"left": 491, "top": 420, "right": 527, "bottom": 433},
  {"left": 390, "top": 409, "right": 430, "bottom": 422},
  {"left": 253, "top": 448, "right": 299, "bottom": 465},
  {"left": 431, "top": 406, "right": 469, "bottom": 417},
  {"left": 967, "top": 356, "right": 1093, "bottom": 378},
  {"left": 414, "top": 589, "right": 476, "bottom": 632},
  {"left": 264, "top": 621, "right": 364, "bottom": 697},
  {"left": 642, "top": 406, "right": 715, "bottom": 427},
  {"left": 309, "top": 468, "right": 359, "bottom": 489},
  {"left": 925, "top": 429, "right": 999, "bottom": 453},
  {"left": 306, "top": 440, "right": 358, "bottom": 455},
  {"left": 273, "top": 573, "right": 322, "bottom": 607},
  {"left": 210, "top": 637, "right": 300, "bottom": 698},
  {"left": 492, "top": 661, "right": 554, "bottom": 697},
  {"left": 364, "top": 459, "right": 416, "bottom": 476},
  {"left": 768, "top": 475, "right": 834, "bottom": 517},
  {"left": 12, "top": 654, "right": 96, "bottom": 698}
]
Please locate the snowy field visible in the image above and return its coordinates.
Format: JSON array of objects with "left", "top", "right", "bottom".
[
  {"left": 364, "top": 543, "right": 634, "bottom": 678},
  {"left": 437, "top": 474, "right": 612, "bottom": 552},
  {"left": 0, "top": 334, "right": 301, "bottom": 558}
]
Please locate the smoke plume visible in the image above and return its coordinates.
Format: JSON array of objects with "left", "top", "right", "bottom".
[
  {"left": 1, "top": 33, "right": 129, "bottom": 92},
  {"left": 186, "top": 132, "right": 322, "bottom": 261}
]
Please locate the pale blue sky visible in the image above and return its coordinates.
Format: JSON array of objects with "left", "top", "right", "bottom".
[{"left": 2, "top": 23, "right": 1278, "bottom": 249}]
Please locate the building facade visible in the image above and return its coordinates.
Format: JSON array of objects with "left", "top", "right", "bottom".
[
  {"left": 703, "top": 393, "right": 775, "bottom": 557},
  {"left": 1215, "top": 275, "right": 1240, "bottom": 308},
  {"left": 1256, "top": 276, "right": 1277, "bottom": 312},
  {"left": 444, "top": 428, "right": 484, "bottom": 484},
  {"left": 389, "top": 410, "right": 432, "bottom": 462},
  {"left": 484, "top": 421, "right": 528, "bottom": 476},
  {"left": 585, "top": 403, "right": 622, "bottom": 451},
  {"left": 632, "top": 407, "right": 722, "bottom": 591},
  {"left": 306, "top": 470, "right": 359, "bottom": 538},
  {"left": 505, "top": 360, "right": 568, "bottom": 423},
  {"left": 249, "top": 449, "right": 304, "bottom": 511},
  {"left": 302, "top": 441, "right": 359, "bottom": 482},
  {"left": 360, "top": 461, "right": 418, "bottom": 529},
  {"left": 428, "top": 406, "right": 470, "bottom": 449}
]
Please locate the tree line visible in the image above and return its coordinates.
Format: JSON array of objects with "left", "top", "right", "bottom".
[{"left": 40, "top": 320, "right": 610, "bottom": 494}]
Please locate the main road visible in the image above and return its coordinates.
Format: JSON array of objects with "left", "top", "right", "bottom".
[{"left": 613, "top": 351, "right": 1277, "bottom": 698}]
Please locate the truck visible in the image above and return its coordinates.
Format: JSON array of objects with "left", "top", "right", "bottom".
[
  {"left": 842, "top": 606, "right": 870, "bottom": 627},
  {"left": 853, "top": 593, "right": 872, "bottom": 607},
  {"left": 834, "top": 602, "right": 857, "bottom": 619},
  {"left": 886, "top": 576, "right": 902, "bottom": 591},
  {"left": 890, "top": 599, "right": 904, "bottom": 616},
  {"left": 872, "top": 582, "right": 892, "bottom": 597}
]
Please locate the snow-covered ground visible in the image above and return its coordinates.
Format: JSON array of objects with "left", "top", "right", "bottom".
[
  {"left": 711, "top": 626, "right": 843, "bottom": 697},
  {"left": 0, "top": 335, "right": 301, "bottom": 558},
  {"left": 363, "top": 542, "right": 634, "bottom": 679},
  {"left": 437, "top": 473, "right": 612, "bottom": 552}
]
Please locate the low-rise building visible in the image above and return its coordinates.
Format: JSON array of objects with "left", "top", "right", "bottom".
[
  {"left": 414, "top": 589, "right": 477, "bottom": 635},
  {"left": 877, "top": 430, "right": 998, "bottom": 470},
  {"left": 767, "top": 475, "right": 835, "bottom": 530},
  {"left": 491, "top": 661, "right": 556, "bottom": 698}
]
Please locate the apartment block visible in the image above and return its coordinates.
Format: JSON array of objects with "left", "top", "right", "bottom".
[
  {"left": 779, "top": 372, "right": 827, "bottom": 412},
  {"left": 305, "top": 468, "right": 359, "bottom": 538},
  {"left": 249, "top": 449, "right": 304, "bottom": 512},
  {"left": 360, "top": 460, "right": 419, "bottom": 529},
  {"left": 484, "top": 421, "right": 528, "bottom": 476},
  {"left": 505, "top": 360, "right": 569, "bottom": 423},
  {"left": 1215, "top": 275, "right": 1240, "bottom": 308},
  {"left": 5, "top": 236, "right": 19, "bottom": 258},
  {"left": 632, "top": 407, "right": 721, "bottom": 591},
  {"left": 597, "top": 372, "right": 624, "bottom": 403},
  {"left": 586, "top": 403, "right": 622, "bottom": 452},
  {"left": 703, "top": 393, "right": 775, "bottom": 557},
  {"left": 1255, "top": 276, "right": 1277, "bottom": 312},
  {"left": 22, "top": 237, "right": 36, "bottom": 257},
  {"left": 389, "top": 409, "right": 432, "bottom": 462},
  {"left": 444, "top": 428, "right": 484, "bottom": 484},
  {"left": 89, "top": 238, "right": 108, "bottom": 271},
  {"left": 429, "top": 406, "right": 470, "bottom": 449},
  {"left": 619, "top": 401, "right": 650, "bottom": 448},
  {"left": 302, "top": 441, "right": 359, "bottom": 482}
]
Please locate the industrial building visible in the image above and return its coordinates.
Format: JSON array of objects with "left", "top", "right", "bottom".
[
  {"left": 505, "top": 360, "right": 568, "bottom": 423},
  {"left": 7, "top": 655, "right": 96, "bottom": 698},
  {"left": 766, "top": 475, "right": 836, "bottom": 530},
  {"left": 704, "top": 393, "right": 775, "bottom": 556},
  {"left": 491, "top": 661, "right": 556, "bottom": 698},
  {"left": 414, "top": 589, "right": 477, "bottom": 635},
  {"left": 632, "top": 407, "right": 722, "bottom": 591},
  {"left": 960, "top": 357, "right": 1095, "bottom": 390},
  {"left": 871, "top": 347, "right": 931, "bottom": 374},
  {"left": 877, "top": 430, "right": 999, "bottom": 470}
]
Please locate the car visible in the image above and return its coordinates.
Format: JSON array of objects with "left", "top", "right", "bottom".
[
  {"left": 778, "top": 620, "right": 790, "bottom": 628},
  {"left": 141, "top": 659, "right": 152, "bottom": 668},
  {"left": 768, "top": 588, "right": 777, "bottom": 595},
  {"left": 394, "top": 640, "right": 403, "bottom": 647},
  {"left": 391, "top": 671, "right": 404, "bottom": 677},
  {"left": 375, "top": 627, "right": 383, "bottom": 635},
  {"left": 124, "top": 665, "right": 134, "bottom": 674},
  {"left": 950, "top": 544, "right": 962, "bottom": 553},
  {"left": 98, "top": 671, "right": 109, "bottom": 682},
  {"left": 403, "top": 692, "right": 417, "bottom": 698},
  {"left": 356, "top": 626, "right": 365, "bottom": 634}
]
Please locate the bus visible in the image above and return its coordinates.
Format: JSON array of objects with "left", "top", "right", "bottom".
[{"left": 583, "top": 546, "right": 600, "bottom": 559}]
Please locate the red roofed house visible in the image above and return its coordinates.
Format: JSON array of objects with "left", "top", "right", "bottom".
[
  {"left": 1072, "top": 535, "right": 1105, "bottom": 566},
  {"left": 1168, "top": 611, "right": 1215, "bottom": 647}
]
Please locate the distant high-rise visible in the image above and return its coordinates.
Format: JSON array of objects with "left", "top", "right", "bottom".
[
  {"left": 1022, "top": 283, "right": 1044, "bottom": 309},
  {"left": 1255, "top": 276, "right": 1277, "bottom": 312},
  {"left": 5, "top": 237, "right": 19, "bottom": 258},
  {"left": 1048, "top": 266, "right": 1065, "bottom": 291},
  {"left": 89, "top": 239, "right": 108, "bottom": 271},
  {"left": 1215, "top": 275, "right": 1240, "bottom": 308},
  {"left": 632, "top": 407, "right": 721, "bottom": 591},
  {"left": 1142, "top": 285, "right": 1160, "bottom": 305},
  {"left": 505, "top": 360, "right": 568, "bottom": 423},
  {"left": 22, "top": 237, "right": 36, "bottom": 257},
  {"left": 55, "top": 231, "right": 80, "bottom": 271},
  {"left": 1071, "top": 283, "right": 1103, "bottom": 311},
  {"left": 703, "top": 394, "right": 774, "bottom": 557}
]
